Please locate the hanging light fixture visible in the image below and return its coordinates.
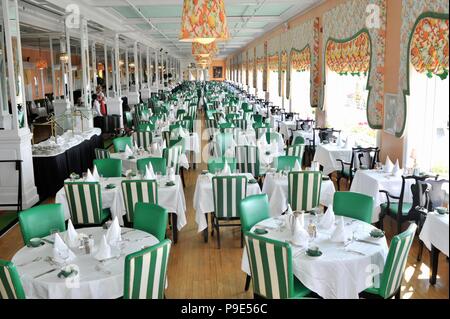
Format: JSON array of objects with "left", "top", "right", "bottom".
[
  {"left": 36, "top": 38, "right": 48, "bottom": 70},
  {"left": 60, "top": 52, "right": 69, "bottom": 64},
  {"left": 192, "top": 42, "right": 218, "bottom": 58},
  {"left": 180, "top": 0, "right": 229, "bottom": 45}
]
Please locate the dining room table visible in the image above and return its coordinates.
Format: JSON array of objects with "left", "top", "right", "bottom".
[
  {"left": 12, "top": 227, "right": 158, "bottom": 299},
  {"left": 241, "top": 214, "right": 389, "bottom": 299}
]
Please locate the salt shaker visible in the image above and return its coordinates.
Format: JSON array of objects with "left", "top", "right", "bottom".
[{"left": 83, "top": 237, "right": 91, "bottom": 254}]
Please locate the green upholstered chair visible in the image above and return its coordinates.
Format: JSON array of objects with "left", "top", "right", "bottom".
[
  {"left": 292, "top": 136, "right": 305, "bottom": 146},
  {"left": 214, "top": 133, "right": 234, "bottom": 158},
  {"left": 18, "top": 204, "right": 66, "bottom": 246},
  {"left": 133, "top": 203, "right": 168, "bottom": 242},
  {"left": 219, "top": 122, "right": 235, "bottom": 131},
  {"left": 233, "top": 119, "right": 248, "bottom": 130},
  {"left": 0, "top": 260, "right": 26, "bottom": 299},
  {"left": 163, "top": 145, "right": 183, "bottom": 175},
  {"left": 95, "top": 148, "right": 111, "bottom": 160},
  {"left": 360, "top": 224, "right": 417, "bottom": 299},
  {"left": 333, "top": 192, "right": 374, "bottom": 224},
  {"left": 113, "top": 136, "right": 133, "bottom": 153},
  {"left": 244, "top": 232, "right": 311, "bottom": 299},
  {"left": 255, "top": 126, "right": 272, "bottom": 140},
  {"left": 252, "top": 114, "right": 263, "bottom": 125},
  {"left": 206, "top": 119, "right": 219, "bottom": 140},
  {"left": 236, "top": 145, "right": 260, "bottom": 178},
  {"left": 64, "top": 182, "right": 110, "bottom": 226},
  {"left": 93, "top": 158, "right": 122, "bottom": 178},
  {"left": 136, "top": 157, "right": 167, "bottom": 176},
  {"left": 137, "top": 122, "right": 155, "bottom": 132},
  {"left": 176, "top": 109, "right": 186, "bottom": 120},
  {"left": 239, "top": 194, "right": 270, "bottom": 291},
  {"left": 207, "top": 157, "right": 237, "bottom": 174},
  {"left": 276, "top": 156, "right": 299, "bottom": 172},
  {"left": 121, "top": 180, "right": 158, "bottom": 224},
  {"left": 225, "top": 113, "right": 240, "bottom": 122},
  {"left": 286, "top": 144, "right": 305, "bottom": 161},
  {"left": 123, "top": 239, "right": 171, "bottom": 299},
  {"left": 133, "top": 130, "right": 153, "bottom": 151},
  {"left": 265, "top": 132, "right": 282, "bottom": 146},
  {"left": 210, "top": 176, "right": 248, "bottom": 249},
  {"left": 288, "top": 171, "right": 322, "bottom": 212},
  {"left": 124, "top": 111, "right": 133, "bottom": 129}
]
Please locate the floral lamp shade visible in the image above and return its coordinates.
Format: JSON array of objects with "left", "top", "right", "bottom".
[
  {"left": 180, "top": 0, "right": 230, "bottom": 44},
  {"left": 36, "top": 60, "right": 48, "bottom": 70},
  {"left": 192, "top": 42, "right": 218, "bottom": 57}
]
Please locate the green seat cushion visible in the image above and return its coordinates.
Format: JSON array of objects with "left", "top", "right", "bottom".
[
  {"left": 292, "top": 278, "right": 311, "bottom": 298},
  {"left": 364, "top": 286, "right": 380, "bottom": 296},
  {"left": 101, "top": 209, "right": 111, "bottom": 223},
  {"left": 380, "top": 202, "right": 413, "bottom": 216}
]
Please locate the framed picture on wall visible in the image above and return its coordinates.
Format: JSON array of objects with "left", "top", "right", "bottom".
[
  {"left": 213, "top": 66, "right": 223, "bottom": 79},
  {"left": 384, "top": 93, "right": 400, "bottom": 135}
]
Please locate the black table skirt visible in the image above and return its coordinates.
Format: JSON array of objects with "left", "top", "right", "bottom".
[{"left": 33, "top": 134, "right": 103, "bottom": 201}]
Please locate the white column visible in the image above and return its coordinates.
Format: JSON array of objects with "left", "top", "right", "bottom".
[
  {"left": 104, "top": 41, "right": 109, "bottom": 98},
  {"left": 91, "top": 42, "right": 97, "bottom": 90},
  {"left": 133, "top": 41, "right": 139, "bottom": 92},
  {"left": 65, "top": 24, "right": 74, "bottom": 106},
  {"left": 49, "top": 37, "right": 56, "bottom": 100},
  {"left": 125, "top": 49, "right": 129, "bottom": 94},
  {"left": 107, "top": 34, "right": 123, "bottom": 128}
]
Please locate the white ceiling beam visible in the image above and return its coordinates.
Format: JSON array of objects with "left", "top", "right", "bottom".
[
  {"left": 121, "top": 16, "right": 282, "bottom": 25},
  {"left": 87, "top": 0, "right": 299, "bottom": 6}
]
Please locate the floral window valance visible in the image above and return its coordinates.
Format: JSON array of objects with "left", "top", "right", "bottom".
[
  {"left": 256, "top": 57, "right": 265, "bottom": 71},
  {"left": 268, "top": 54, "right": 279, "bottom": 72},
  {"left": 280, "top": 51, "right": 288, "bottom": 72},
  {"left": 410, "top": 17, "right": 449, "bottom": 80},
  {"left": 290, "top": 46, "right": 311, "bottom": 72},
  {"left": 326, "top": 31, "right": 371, "bottom": 76}
]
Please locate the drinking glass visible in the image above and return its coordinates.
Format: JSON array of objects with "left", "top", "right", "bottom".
[
  {"left": 82, "top": 172, "right": 87, "bottom": 181},
  {"left": 50, "top": 228, "right": 60, "bottom": 240}
]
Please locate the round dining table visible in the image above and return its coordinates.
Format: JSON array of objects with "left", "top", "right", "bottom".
[
  {"left": 12, "top": 227, "right": 158, "bottom": 299},
  {"left": 241, "top": 214, "right": 389, "bottom": 299}
]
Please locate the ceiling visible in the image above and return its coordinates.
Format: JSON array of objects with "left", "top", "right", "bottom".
[{"left": 15, "top": 0, "right": 323, "bottom": 61}]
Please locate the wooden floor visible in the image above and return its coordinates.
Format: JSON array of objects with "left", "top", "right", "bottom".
[{"left": 0, "top": 133, "right": 448, "bottom": 299}]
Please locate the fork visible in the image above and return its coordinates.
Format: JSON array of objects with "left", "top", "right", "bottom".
[{"left": 17, "top": 257, "right": 42, "bottom": 267}]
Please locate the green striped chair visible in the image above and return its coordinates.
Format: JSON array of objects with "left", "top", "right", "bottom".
[
  {"left": 207, "top": 157, "right": 237, "bottom": 174},
  {"left": 124, "top": 111, "right": 134, "bottom": 130},
  {"left": 18, "top": 204, "right": 66, "bottom": 246},
  {"left": 233, "top": 119, "right": 248, "bottom": 130},
  {"left": 206, "top": 119, "right": 218, "bottom": 140},
  {"left": 255, "top": 127, "right": 272, "bottom": 140},
  {"left": 276, "top": 156, "right": 299, "bottom": 172},
  {"left": 93, "top": 158, "right": 122, "bottom": 178},
  {"left": 64, "top": 182, "right": 110, "bottom": 226},
  {"left": 124, "top": 239, "right": 171, "bottom": 299},
  {"left": 134, "top": 203, "right": 168, "bottom": 242},
  {"left": 360, "top": 224, "right": 417, "bottom": 299},
  {"left": 214, "top": 133, "right": 234, "bottom": 158},
  {"left": 236, "top": 146, "right": 260, "bottom": 178},
  {"left": 0, "top": 260, "right": 26, "bottom": 299},
  {"left": 253, "top": 114, "right": 263, "bottom": 125},
  {"left": 163, "top": 145, "right": 183, "bottom": 175},
  {"left": 113, "top": 136, "right": 133, "bottom": 153},
  {"left": 137, "top": 122, "right": 155, "bottom": 132},
  {"left": 243, "top": 111, "right": 253, "bottom": 121},
  {"left": 134, "top": 130, "right": 153, "bottom": 151},
  {"left": 286, "top": 144, "right": 305, "bottom": 162},
  {"left": 121, "top": 180, "right": 158, "bottom": 224},
  {"left": 136, "top": 157, "right": 167, "bottom": 176},
  {"left": 333, "top": 192, "right": 374, "bottom": 224},
  {"left": 95, "top": 148, "right": 111, "bottom": 160},
  {"left": 211, "top": 176, "right": 248, "bottom": 249},
  {"left": 244, "top": 232, "right": 311, "bottom": 299},
  {"left": 292, "top": 136, "right": 306, "bottom": 146},
  {"left": 288, "top": 171, "right": 322, "bottom": 212},
  {"left": 176, "top": 109, "right": 186, "bottom": 120}
]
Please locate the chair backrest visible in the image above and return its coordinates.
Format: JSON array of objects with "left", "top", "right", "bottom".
[
  {"left": 121, "top": 180, "right": 158, "bottom": 223},
  {"left": 215, "top": 133, "right": 234, "bottom": 157},
  {"left": 95, "top": 148, "right": 111, "bottom": 160},
  {"left": 137, "top": 122, "right": 155, "bottom": 132},
  {"left": 134, "top": 130, "right": 153, "bottom": 151},
  {"left": 236, "top": 145, "right": 260, "bottom": 178},
  {"left": 286, "top": 144, "right": 305, "bottom": 161},
  {"left": 136, "top": 158, "right": 167, "bottom": 175},
  {"left": 233, "top": 119, "right": 247, "bottom": 130},
  {"left": 212, "top": 176, "right": 247, "bottom": 219},
  {"left": 288, "top": 171, "right": 322, "bottom": 212},
  {"left": 124, "top": 239, "right": 171, "bottom": 299},
  {"left": 93, "top": 158, "right": 122, "bottom": 178},
  {"left": 292, "top": 136, "right": 305, "bottom": 146},
  {"left": 18, "top": 204, "right": 66, "bottom": 245},
  {"left": 125, "top": 111, "right": 133, "bottom": 128},
  {"left": 276, "top": 156, "right": 299, "bottom": 171},
  {"left": 333, "top": 192, "right": 373, "bottom": 223},
  {"left": 350, "top": 147, "right": 380, "bottom": 171},
  {"left": 64, "top": 182, "right": 104, "bottom": 225},
  {"left": 244, "top": 232, "right": 293, "bottom": 299},
  {"left": 207, "top": 157, "right": 237, "bottom": 174},
  {"left": 378, "top": 224, "right": 417, "bottom": 298},
  {"left": 113, "top": 136, "right": 133, "bottom": 153},
  {"left": 239, "top": 194, "right": 270, "bottom": 232},
  {"left": 421, "top": 179, "right": 449, "bottom": 211},
  {"left": 163, "top": 145, "right": 183, "bottom": 175},
  {"left": 133, "top": 203, "right": 168, "bottom": 242},
  {"left": 397, "top": 175, "right": 436, "bottom": 217},
  {"left": 206, "top": 119, "right": 218, "bottom": 139},
  {"left": 256, "top": 127, "right": 272, "bottom": 140},
  {"left": 0, "top": 260, "right": 26, "bottom": 299}
]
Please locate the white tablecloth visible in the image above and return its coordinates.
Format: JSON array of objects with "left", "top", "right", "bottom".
[
  {"left": 262, "top": 173, "right": 336, "bottom": 216},
  {"left": 55, "top": 176, "right": 187, "bottom": 230},
  {"left": 241, "top": 215, "right": 388, "bottom": 299},
  {"left": 110, "top": 152, "right": 189, "bottom": 174},
  {"left": 313, "top": 144, "right": 353, "bottom": 175},
  {"left": 278, "top": 121, "right": 297, "bottom": 141},
  {"left": 350, "top": 170, "right": 413, "bottom": 223},
  {"left": 12, "top": 227, "right": 158, "bottom": 299},
  {"left": 193, "top": 173, "right": 262, "bottom": 232},
  {"left": 419, "top": 212, "right": 449, "bottom": 256}
]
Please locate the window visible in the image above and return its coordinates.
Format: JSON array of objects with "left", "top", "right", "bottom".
[
  {"left": 269, "top": 70, "right": 282, "bottom": 106},
  {"left": 248, "top": 68, "right": 254, "bottom": 94},
  {"left": 257, "top": 70, "right": 264, "bottom": 99},
  {"left": 290, "top": 69, "right": 313, "bottom": 118}
]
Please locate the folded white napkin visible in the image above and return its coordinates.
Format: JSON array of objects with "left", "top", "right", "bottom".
[
  {"left": 179, "top": 128, "right": 189, "bottom": 138},
  {"left": 219, "top": 117, "right": 226, "bottom": 124},
  {"left": 106, "top": 217, "right": 122, "bottom": 247},
  {"left": 384, "top": 156, "right": 394, "bottom": 173},
  {"left": 292, "top": 217, "right": 309, "bottom": 247},
  {"left": 168, "top": 167, "right": 176, "bottom": 182},
  {"left": 330, "top": 216, "right": 348, "bottom": 243},
  {"left": 337, "top": 135, "right": 343, "bottom": 147},
  {"left": 320, "top": 205, "right": 335, "bottom": 229},
  {"left": 53, "top": 233, "right": 76, "bottom": 263},
  {"left": 392, "top": 159, "right": 402, "bottom": 176},
  {"left": 222, "top": 160, "right": 232, "bottom": 176},
  {"left": 144, "top": 163, "right": 156, "bottom": 180},
  {"left": 93, "top": 165, "right": 100, "bottom": 180},
  {"left": 293, "top": 160, "right": 302, "bottom": 172},
  {"left": 85, "top": 169, "right": 96, "bottom": 182},
  {"left": 124, "top": 144, "right": 133, "bottom": 157},
  {"left": 94, "top": 235, "right": 112, "bottom": 261},
  {"left": 134, "top": 141, "right": 139, "bottom": 151},
  {"left": 66, "top": 219, "right": 79, "bottom": 248},
  {"left": 151, "top": 143, "right": 158, "bottom": 154},
  {"left": 344, "top": 137, "right": 352, "bottom": 149}
]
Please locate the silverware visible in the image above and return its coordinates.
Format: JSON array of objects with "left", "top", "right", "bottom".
[
  {"left": 345, "top": 249, "right": 366, "bottom": 256},
  {"left": 17, "top": 257, "right": 42, "bottom": 267},
  {"left": 34, "top": 268, "right": 57, "bottom": 279},
  {"left": 41, "top": 238, "right": 54, "bottom": 245},
  {"left": 356, "top": 239, "right": 381, "bottom": 246}
]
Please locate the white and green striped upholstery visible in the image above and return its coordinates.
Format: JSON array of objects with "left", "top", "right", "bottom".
[
  {"left": 256, "top": 127, "right": 272, "bottom": 140},
  {"left": 206, "top": 119, "right": 218, "bottom": 139},
  {"left": 124, "top": 239, "right": 171, "bottom": 299},
  {"left": 236, "top": 146, "right": 260, "bottom": 178},
  {"left": 188, "top": 105, "right": 197, "bottom": 119},
  {"left": 134, "top": 131, "right": 153, "bottom": 151},
  {"left": 214, "top": 133, "right": 234, "bottom": 158},
  {"left": 212, "top": 176, "right": 248, "bottom": 219},
  {"left": 288, "top": 171, "right": 322, "bottom": 212},
  {"left": 286, "top": 144, "right": 305, "bottom": 160},
  {"left": 233, "top": 119, "right": 247, "bottom": 130},
  {"left": 121, "top": 180, "right": 158, "bottom": 223},
  {"left": 0, "top": 260, "right": 25, "bottom": 299},
  {"left": 64, "top": 182, "right": 108, "bottom": 225},
  {"left": 95, "top": 148, "right": 110, "bottom": 159},
  {"left": 244, "top": 232, "right": 310, "bottom": 299},
  {"left": 163, "top": 145, "right": 183, "bottom": 175}
]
